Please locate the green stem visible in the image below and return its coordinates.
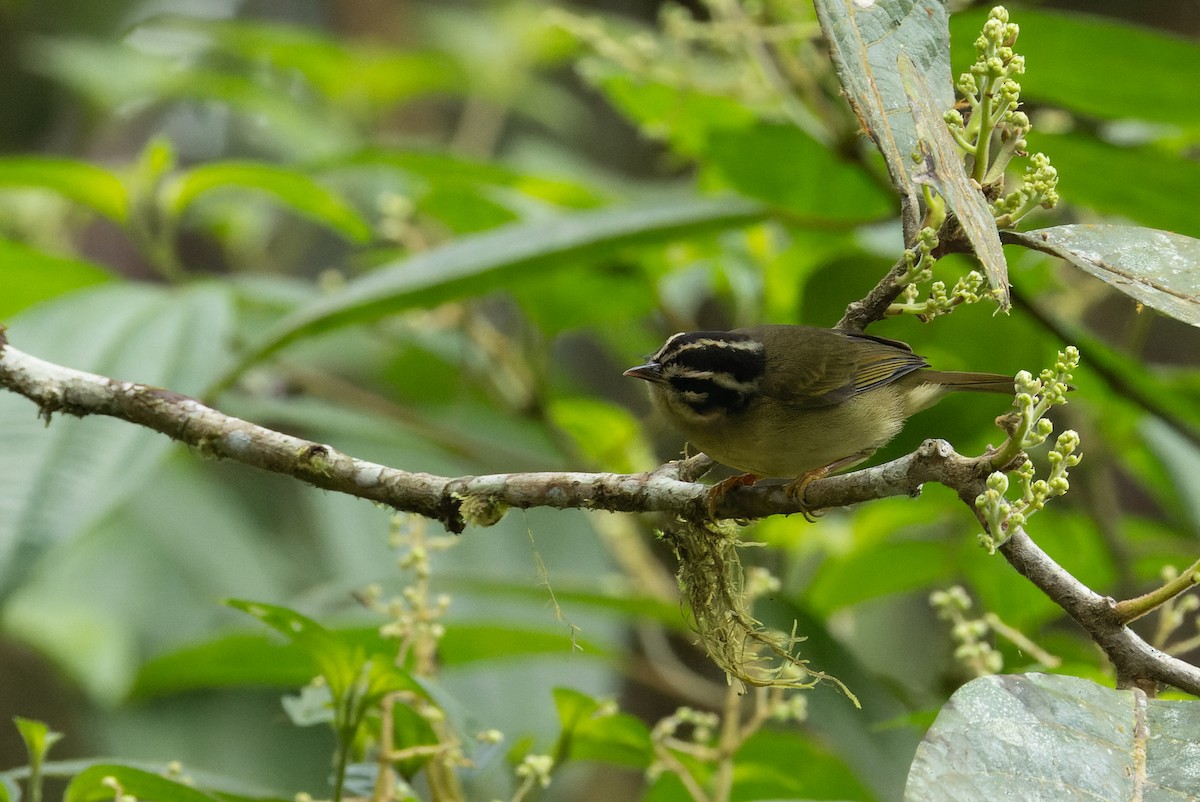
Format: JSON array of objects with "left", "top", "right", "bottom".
[
  {"left": 1114, "top": 557, "right": 1200, "bottom": 624},
  {"left": 973, "top": 87, "right": 994, "bottom": 183}
]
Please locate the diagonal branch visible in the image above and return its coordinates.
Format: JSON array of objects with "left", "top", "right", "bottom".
[{"left": 998, "top": 525, "right": 1200, "bottom": 696}]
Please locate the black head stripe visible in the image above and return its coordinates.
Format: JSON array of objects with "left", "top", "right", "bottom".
[
  {"left": 658, "top": 331, "right": 765, "bottom": 380},
  {"left": 655, "top": 331, "right": 764, "bottom": 414},
  {"left": 671, "top": 376, "right": 752, "bottom": 414}
]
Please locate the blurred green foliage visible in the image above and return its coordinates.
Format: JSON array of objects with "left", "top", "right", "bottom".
[{"left": 0, "top": 2, "right": 1198, "bottom": 801}]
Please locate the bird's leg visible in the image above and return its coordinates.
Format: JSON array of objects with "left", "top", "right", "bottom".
[
  {"left": 705, "top": 473, "right": 760, "bottom": 518},
  {"left": 783, "top": 450, "right": 873, "bottom": 522}
]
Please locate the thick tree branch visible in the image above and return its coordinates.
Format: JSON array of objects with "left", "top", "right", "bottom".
[
  {"left": 2, "top": 331, "right": 1197, "bottom": 695},
  {"left": 998, "top": 526, "right": 1200, "bottom": 696},
  {"left": 0, "top": 334, "right": 952, "bottom": 531}
]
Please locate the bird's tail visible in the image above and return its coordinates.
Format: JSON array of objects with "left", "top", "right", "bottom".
[{"left": 921, "top": 370, "right": 1015, "bottom": 395}]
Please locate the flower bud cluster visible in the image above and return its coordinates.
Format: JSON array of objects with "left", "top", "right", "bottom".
[
  {"left": 976, "top": 348, "right": 1081, "bottom": 551},
  {"left": 994, "top": 152, "right": 1061, "bottom": 226},
  {"left": 891, "top": 227, "right": 986, "bottom": 320},
  {"left": 930, "top": 586, "right": 1003, "bottom": 676},
  {"left": 944, "top": 6, "right": 1058, "bottom": 220}
]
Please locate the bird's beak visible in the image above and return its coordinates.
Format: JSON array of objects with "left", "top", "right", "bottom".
[{"left": 623, "top": 362, "right": 663, "bottom": 382}]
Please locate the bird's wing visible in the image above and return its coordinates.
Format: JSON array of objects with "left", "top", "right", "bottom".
[{"left": 757, "top": 328, "right": 929, "bottom": 408}]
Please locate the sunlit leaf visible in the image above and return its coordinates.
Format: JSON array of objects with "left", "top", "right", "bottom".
[
  {"left": 165, "top": 163, "right": 373, "bottom": 244},
  {"left": 1005, "top": 224, "right": 1200, "bottom": 326},
  {"left": 906, "top": 674, "right": 1200, "bottom": 801},
  {"left": 0, "top": 157, "right": 127, "bottom": 223}
]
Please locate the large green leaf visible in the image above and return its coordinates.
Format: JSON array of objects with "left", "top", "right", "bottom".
[
  {"left": 1004, "top": 224, "right": 1200, "bottom": 327},
  {"left": 814, "top": 0, "right": 953, "bottom": 233},
  {"left": 131, "top": 622, "right": 608, "bottom": 698},
  {"left": 215, "top": 195, "right": 766, "bottom": 387},
  {"left": 0, "top": 284, "right": 235, "bottom": 598},
  {"left": 906, "top": 673, "right": 1200, "bottom": 801}
]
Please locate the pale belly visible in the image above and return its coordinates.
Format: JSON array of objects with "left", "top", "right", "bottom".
[{"left": 678, "top": 389, "right": 921, "bottom": 478}]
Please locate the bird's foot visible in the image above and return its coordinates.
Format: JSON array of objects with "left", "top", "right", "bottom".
[
  {"left": 705, "top": 473, "right": 759, "bottom": 518},
  {"left": 783, "top": 450, "right": 873, "bottom": 521},
  {"left": 783, "top": 468, "right": 829, "bottom": 522}
]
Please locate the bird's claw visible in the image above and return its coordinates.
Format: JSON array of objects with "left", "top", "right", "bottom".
[
  {"left": 783, "top": 468, "right": 829, "bottom": 522},
  {"left": 705, "top": 473, "right": 759, "bottom": 518}
]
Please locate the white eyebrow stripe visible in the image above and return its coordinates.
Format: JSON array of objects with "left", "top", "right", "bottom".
[
  {"left": 670, "top": 338, "right": 763, "bottom": 355},
  {"left": 663, "top": 366, "right": 758, "bottom": 393},
  {"left": 656, "top": 334, "right": 764, "bottom": 360}
]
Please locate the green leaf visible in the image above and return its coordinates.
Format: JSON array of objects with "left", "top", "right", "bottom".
[
  {"left": 225, "top": 600, "right": 372, "bottom": 699},
  {"left": 553, "top": 687, "right": 651, "bottom": 769},
  {"left": 0, "top": 240, "right": 112, "bottom": 318},
  {"left": 899, "top": 53, "right": 1009, "bottom": 309},
  {"left": 814, "top": 0, "right": 953, "bottom": 231},
  {"left": 65, "top": 766, "right": 220, "bottom": 802},
  {"left": 225, "top": 600, "right": 422, "bottom": 705},
  {"left": 734, "top": 729, "right": 874, "bottom": 801},
  {"left": 906, "top": 674, "right": 1200, "bottom": 801},
  {"left": 705, "top": 123, "right": 894, "bottom": 221},
  {"left": 13, "top": 717, "right": 62, "bottom": 763},
  {"left": 214, "top": 195, "right": 766, "bottom": 388},
  {"left": 0, "top": 284, "right": 235, "bottom": 597},
  {"left": 164, "top": 163, "right": 372, "bottom": 243},
  {"left": 1142, "top": 419, "right": 1200, "bottom": 535},
  {"left": 130, "top": 633, "right": 321, "bottom": 698},
  {"left": 950, "top": 7, "right": 1200, "bottom": 129},
  {"left": 439, "top": 623, "right": 609, "bottom": 665},
  {"left": 390, "top": 703, "right": 439, "bottom": 780},
  {"left": 0, "top": 157, "right": 127, "bottom": 223},
  {"left": 179, "top": 18, "right": 466, "bottom": 108},
  {"left": 1004, "top": 224, "right": 1200, "bottom": 327}
]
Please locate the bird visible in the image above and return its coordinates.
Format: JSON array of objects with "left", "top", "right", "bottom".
[{"left": 624, "top": 324, "right": 1014, "bottom": 516}]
